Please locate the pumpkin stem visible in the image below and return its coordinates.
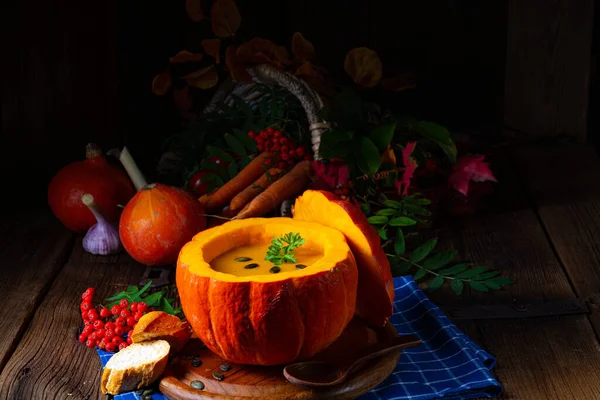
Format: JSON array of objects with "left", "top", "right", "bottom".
[
  {"left": 85, "top": 143, "right": 103, "bottom": 159},
  {"left": 119, "top": 146, "right": 149, "bottom": 191}
]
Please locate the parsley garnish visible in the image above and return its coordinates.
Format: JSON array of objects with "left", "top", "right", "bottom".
[{"left": 265, "top": 232, "right": 306, "bottom": 266}]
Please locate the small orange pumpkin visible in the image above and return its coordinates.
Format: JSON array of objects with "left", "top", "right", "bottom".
[
  {"left": 119, "top": 183, "right": 206, "bottom": 266},
  {"left": 176, "top": 217, "right": 358, "bottom": 366}
]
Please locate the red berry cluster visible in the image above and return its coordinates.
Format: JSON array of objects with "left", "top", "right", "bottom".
[
  {"left": 78, "top": 287, "right": 152, "bottom": 353},
  {"left": 248, "top": 127, "right": 312, "bottom": 170}
]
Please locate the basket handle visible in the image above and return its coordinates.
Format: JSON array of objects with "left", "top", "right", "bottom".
[{"left": 249, "top": 64, "right": 330, "bottom": 160}]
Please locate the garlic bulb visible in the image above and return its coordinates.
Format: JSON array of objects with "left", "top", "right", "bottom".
[{"left": 81, "top": 194, "right": 122, "bottom": 255}]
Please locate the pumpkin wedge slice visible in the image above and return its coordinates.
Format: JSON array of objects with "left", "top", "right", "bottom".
[
  {"left": 293, "top": 190, "right": 394, "bottom": 327},
  {"left": 177, "top": 217, "right": 358, "bottom": 366}
]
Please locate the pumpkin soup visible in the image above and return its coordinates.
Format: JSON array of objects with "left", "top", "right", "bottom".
[{"left": 210, "top": 244, "right": 324, "bottom": 276}]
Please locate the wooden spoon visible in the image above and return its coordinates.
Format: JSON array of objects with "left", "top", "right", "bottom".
[{"left": 283, "top": 335, "right": 422, "bottom": 388}]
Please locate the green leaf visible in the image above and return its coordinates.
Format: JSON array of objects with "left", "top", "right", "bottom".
[
  {"left": 439, "top": 263, "right": 469, "bottom": 276},
  {"left": 472, "top": 271, "right": 501, "bottom": 281},
  {"left": 232, "top": 96, "right": 253, "bottom": 117},
  {"left": 354, "top": 137, "right": 381, "bottom": 174},
  {"left": 377, "top": 228, "right": 387, "bottom": 240},
  {"left": 384, "top": 200, "right": 403, "bottom": 209},
  {"left": 126, "top": 286, "right": 138, "bottom": 294},
  {"left": 403, "top": 204, "right": 432, "bottom": 217},
  {"left": 240, "top": 155, "right": 251, "bottom": 169},
  {"left": 359, "top": 203, "right": 371, "bottom": 216},
  {"left": 332, "top": 88, "right": 363, "bottom": 127},
  {"left": 469, "top": 281, "right": 490, "bottom": 292},
  {"left": 414, "top": 121, "right": 457, "bottom": 163},
  {"left": 451, "top": 279, "right": 464, "bottom": 295},
  {"left": 394, "top": 228, "right": 405, "bottom": 256},
  {"left": 413, "top": 268, "right": 427, "bottom": 281},
  {"left": 207, "top": 146, "right": 235, "bottom": 162},
  {"left": 487, "top": 277, "right": 513, "bottom": 287},
  {"left": 396, "top": 260, "right": 412, "bottom": 275},
  {"left": 105, "top": 292, "right": 128, "bottom": 302},
  {"left": 411, "top": 239, "right": 438, "bottom": 262},
  {"left": 233, "top": 128, "right": 258, "bottom": 152},
  {"left": 160, "top": 297, "right": 176, "bottom": 315},
  {"left": 143, "top": 292, "right": 163, "bottom": 307},
  {"left": 456, "top": 266, "right": 490, "bottom": 279},
  {"left": 224, "top": 134, "right": 246, "bottom": 156},
  {"left": 428, "top": 275, "right": 444, "bottom": 291},
  {"left": 227, "top": 162, "right": 238, "bottom": 179},
  {"left": 369, "top": 122, "right": 396, "bottom": 151},
  {"left": 137, "top": 281, "right": 153, "bottom": 297},
  {"left": 423, "top": 250, "right": 458, "bottom": 271},
  {"left": 376, "top": 208, "right": 397, "bottom": 216},
  {"left": 407, "top": 197, "right": 432, "bottom": 206},
  {"left": 202, "top": 173, "right": 225, "bottom": 187},
  {"left": 389, "top": 217, "right": 417, "bottom": 227},
  {"left": 367, "top": 215, "right": 388, "bottom": 225}
]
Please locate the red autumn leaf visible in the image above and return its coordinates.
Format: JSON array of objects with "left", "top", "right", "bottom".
[
  {"left": 448, "top": 155, "right": 498, "bottom": 196},
  {"left": 312, "top": 159, "right": 350, "bottom": 192},
  {"left": 211, "top": 0, "right": 241, "bottom": 38},
  {"left": 152, "top": 72, "right": 172, "bottom": 96},
  {"left": 394, "top": 142, "right": 417, "bottom": 196},
  {"left": 291, "top": 32, "right": 315, "bottom": 62},
  {"left": 170, "top": 50, "right": 203, "bottom": 63},
  {"left": 201, "top": 39, "right": 221, "bottom": 64},
  {"left": 225, "top": 45, "right": 252, "bottom": 83},
  {"left": 236, "top": 37, "right": 291, "bottom": 68},
  {"left": 185, "top": 0, "right": 204, "bottom": 22}
]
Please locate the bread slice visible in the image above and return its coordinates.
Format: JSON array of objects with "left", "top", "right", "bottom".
[
  {"left": 131, "top": 311, "right": 191, "bottom": 353},
  {"left": 100, "top": 340, "right": 170, "bottom": 395}
]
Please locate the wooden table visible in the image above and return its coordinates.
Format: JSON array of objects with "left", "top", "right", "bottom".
[{"left": 2, "top": 142, "right": 600, "bottom": 400}]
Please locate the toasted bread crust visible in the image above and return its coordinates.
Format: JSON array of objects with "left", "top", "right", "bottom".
[{"left": 100, "top": 340, "right": 170, "bottom": 395}]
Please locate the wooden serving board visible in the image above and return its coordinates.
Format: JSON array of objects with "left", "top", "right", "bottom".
[{"left": 159, "top": 317, "right": 414, "bottom": 400}]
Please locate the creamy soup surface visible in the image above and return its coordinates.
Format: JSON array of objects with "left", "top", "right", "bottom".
[{"left": 210, "top": 244, "right": 324, "bottom": 276}]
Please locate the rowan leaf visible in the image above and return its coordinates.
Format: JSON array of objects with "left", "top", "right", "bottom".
[
  {"left": 389, "top": 217, "right": 416, "bottom": 227},
  {"left": 377, "top": 228, "right": 387, "bottom": 240},
  {"left": 185, "top": 0, "right": 204, "bottom": 22},
  {"left": 184, "top": 64, "right": 219, "bottom": 89},
  {"left": 428, "top": 275, "right": 444, "bottom": 291},
  {"left": 413, "top": 268, "right": 427, "bottom": 281},
  {"left": 224, "top": 134, "right": 245, "bottom": 155},
  {"left": 439, "top": 263, "right": 469, "bottom": 276},
  {"left": 344, "top": 47, "right": 382, "bottom": 88},
  {"left": 211, "top": 0, "right": 241, "bottom": 38},
  {"left": 411, "top": 239, "right": 437, "bottom": 262},
  {"left": 291, "top": 32, "right": 315, "bottom": 61},
  {"left": 423, "top": 250, "right": 458, "bottom": 271},
  {"left": 383, "top": 200, "right": 403, "bottom": 209},
  {"left": 152, "top": 72, "right": 172, "bottom": 96},
  {"left": 367, "top": 215, "right": 388, "bottom": 225},
  {"left": 469, "top": 281, "right": 489, "bottom": 292},
  {"left": 451, "top": 279, "right": 464, "bottom": 295},
  {"left": 376, "top": 208, "right": 396, "bottom": 216},
  {"left": 201, "top": 39, "right": 221, "bottom": 64},
  {"left": 394, "top": 228, "right": 405, "bottom": 256},
  {"left": 456, "top": 265, "right": 489, "bottom": 279}
]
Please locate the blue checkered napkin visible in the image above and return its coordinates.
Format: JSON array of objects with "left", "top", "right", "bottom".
[
  {"left": 98, "top": 276, "right": 501, "bottom": 400},
  {"left": 359, "top": 276, "right": 502, "bottom": 400}
]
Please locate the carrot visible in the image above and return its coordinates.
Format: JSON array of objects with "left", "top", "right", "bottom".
[
  {"left": 235, "top": 160, "right": 312, "bottom": 219},
  {"left": 229, "top": 168, "right": 284, "bottom": 212},
  {"left": 203, "top": 152, "right": 270, "bottom": 212}
]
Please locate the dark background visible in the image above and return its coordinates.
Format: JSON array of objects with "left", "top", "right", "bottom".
[{"left": 1, "top": 0, "right": 596, "bottom": 209}]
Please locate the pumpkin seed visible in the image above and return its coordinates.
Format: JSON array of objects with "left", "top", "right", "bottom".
[
  {"left": 296, "top": 264, "right": 307, "bottom": 270},
  {"left": 219, "top": 363, "right": 231, "bottom": 372},
  {"left": 190, "top": 380, "right": 205, "bottom": 390},
  {"left": 191, "top": 357, "right": 202, "bottom": 367},
  {"left": 142, "top": 389, "right": 154, "bottom": 396},
  {"left": 142, "top": 395, "right": 152, "bottom": 400},
  {"left": 270, "top": 266, "right": 281, "bottom": 274},
  {"left": 213, "top": 371, "right": 225, "bottom": 381},
  {"left": 234, "top": 257, "right": 252, "bottom": 262},
  {"left": 244, "top": 263, "right": 259, "bottom": 269}
]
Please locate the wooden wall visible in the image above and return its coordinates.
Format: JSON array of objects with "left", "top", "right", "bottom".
[{"left": 1, "top": 0, "right": 594, "bottom": 209}]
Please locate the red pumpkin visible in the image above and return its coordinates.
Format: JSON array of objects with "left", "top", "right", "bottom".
[
  {"left": 48, "top": 144, "right": 135, "bottom": 232},
  {"left": 119, "top": 183, "right": 206, "bottom": 266}
]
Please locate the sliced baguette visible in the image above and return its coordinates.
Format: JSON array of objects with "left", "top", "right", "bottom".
[
  {"left": 131, "top": 311, "right": 191, "bottom": 352},
  {"left": 100, "top": 340, "right": 170, "bottom": 395}
]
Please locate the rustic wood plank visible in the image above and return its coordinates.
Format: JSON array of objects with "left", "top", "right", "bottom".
[
  {"left": 0, "top": 210, "right": 73, "bottom": 375},
  {"left": 504, "top": 0, "right": 594, "bottom": 139},
  {"left": 0, "top": 240, "right": 146, "bottom": 400},
  {"left": 479, "top": 316, "right": 600, "bottom": 399},
  {"left": 513, "top": 142, "right": 600, "bottom": 338}
]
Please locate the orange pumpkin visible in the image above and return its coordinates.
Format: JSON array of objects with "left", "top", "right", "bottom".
[
  {"left": 176, "top": 217, "right": 358, "bottom": 366},
  {"left": 119, "top": 183, "right": 206, "bottom": 266},
  {"left": 293, "top": 190, "right": 395, "bottom": 327}
]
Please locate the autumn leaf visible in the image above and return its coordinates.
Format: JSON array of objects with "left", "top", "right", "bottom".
[
  {"left": 394, "top": 142, "right": 417, "bottom": 196},
  {"left": 381, "top": 72, "right": 417, "bottom": 92},
  {"left": 152, "top": 72, "right": 172, "bottom": 96},
  {"left": 225, "top": 45, "right": 252, "bottom": 83},
  {"left": 381, "top": 147, "right": 397, "bottom": 165},
  {"left": 291, "top": 32, "right": 315, "bottom": 61},
  {"left": 236, "top": 37, "right": 291, "bottom": 67},
  {"left": 184, "top": 65, "right": 219, "bottom": 89},
  {"left": 170, "top": 50, "right": 203, "bottom": 63},
  {"left": 344, "top": 47, "right": 382, "bottom": 88},
  {"left": 185, "top": 0, "right": 204, "bottom": 22},
  {"left": 294, "top": 61, "right": 334, "bottom": 95},
  {"left": 448, "top": 155, "right": 498, "bottom": 196},
  {"left": 211, "top": 0, "right": 241, "bottom": 38},
  {"left": 201, "top": 39, "right": 221, "bottom": 64}
]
